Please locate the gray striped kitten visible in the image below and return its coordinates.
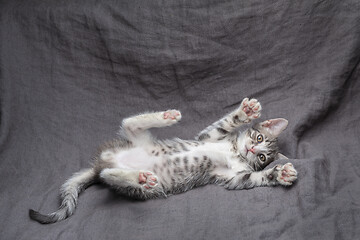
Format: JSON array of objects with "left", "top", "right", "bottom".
[{"left": 29, "top": 98, "right": 297, "bottom": 224}]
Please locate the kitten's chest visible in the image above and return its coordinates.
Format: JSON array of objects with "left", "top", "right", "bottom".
[
  {"left": 113, "top": 147, "right": 161, "bottom": 169},
  {"left": 197, "top": 142, "right": 234, "bottom": 157},
  {"left": 184, "top": 141, "right": 238, "bottom": 167},
  {"left": 168, "top": 141, "right": 247, "bottom": 174}
]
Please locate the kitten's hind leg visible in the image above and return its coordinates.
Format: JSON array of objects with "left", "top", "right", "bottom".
[
  {"left": 121, "top": 110, "right": 181, "bottom": 140},
  {"left": 100, "top": 168, "right": 164, "bottom": 199},
  {"left": 138, "top": 171, "right": 159, "bottom": 189}
]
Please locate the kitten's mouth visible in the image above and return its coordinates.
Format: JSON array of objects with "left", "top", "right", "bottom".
[{"left": 241, "top": 149, "right": 249, "bottom": 158}]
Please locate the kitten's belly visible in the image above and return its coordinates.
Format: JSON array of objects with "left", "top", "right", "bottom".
[{"left": 113, "top": 147, "right": 160, "bottom": 170}]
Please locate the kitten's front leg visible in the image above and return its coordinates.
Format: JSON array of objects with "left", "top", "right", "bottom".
[
  {"left": 220, "top": 163, "right": 297, "bottom": 190},
  {"left": 196, "top": 98, "right": 261, "bottom": 142}
]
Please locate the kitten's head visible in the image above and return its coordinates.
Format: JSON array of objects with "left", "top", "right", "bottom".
[{"left": 238, "top": 118, "right": 289, "bottom": 170}]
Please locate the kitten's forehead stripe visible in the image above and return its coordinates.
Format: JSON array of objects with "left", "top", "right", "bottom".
[{"left": 251, "top": 127, "right": 261, "bottom": 133}]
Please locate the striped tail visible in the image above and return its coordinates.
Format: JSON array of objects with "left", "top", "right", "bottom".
[{"left": 29, "top": 168, "right": 96, "bottom": 224}]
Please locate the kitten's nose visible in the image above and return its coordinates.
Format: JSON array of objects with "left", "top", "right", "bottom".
[{"left": 249, "top": 147, "right": 256, "bottom": 154}]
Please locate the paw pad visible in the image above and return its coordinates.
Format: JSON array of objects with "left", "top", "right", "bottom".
[
  {"left": 163, "top": 110, "right": 181, "bottom": 121},
  {"left": 241, "top": 98, "right": 261, "bottom": 121},
  {"left": 139, "top": 171, "right": 159, "bottom": 189},
  {"left": 276, "top": 163, "right": 297, "bottom": 186}
]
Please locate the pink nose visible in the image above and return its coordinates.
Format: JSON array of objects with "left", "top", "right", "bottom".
[{"left": 249, "top": 147, "right": 256, "bottom": 154}]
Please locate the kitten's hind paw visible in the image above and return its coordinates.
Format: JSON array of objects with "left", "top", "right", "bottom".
[
  {"left": 163, "top": 110, "right": 181, "bottom": 122},
  {"left": 274, "top": 163, "right": 297, "bottom": 186},
  {"left": 139, "top": 171, "right": 159, "bottom": 189},
  {"left": 240, "top": 98, "right": 261, "bottom": 122}
]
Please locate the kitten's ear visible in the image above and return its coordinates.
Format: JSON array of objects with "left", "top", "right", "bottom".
[
  {"left": 277, "top": 153, "right": 289, "bottom": 160},
  {"left": 258, "top": 118, "right": 288, "bottom": 138}
]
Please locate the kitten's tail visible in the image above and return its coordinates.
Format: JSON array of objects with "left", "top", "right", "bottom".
[{"left": 29, "top": 168, "right": 97, "bottom": 224}]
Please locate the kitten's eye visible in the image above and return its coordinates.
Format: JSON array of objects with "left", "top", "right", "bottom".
[
  {"left": 258, "top": 154, "right": 266, "bottom": 161},
  {"left": 257, "top": 134, "right": 264, "bottom": 143}
]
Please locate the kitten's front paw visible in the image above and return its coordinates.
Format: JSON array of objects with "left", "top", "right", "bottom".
[
  {"left": 240, "top": 98, "right": 261, "bottom": 123},
  {"left": 274, "top": 163, "right": 297, "bottom": 186},
  {"left": 163, "top": 110, "right": 182, "bottom": 122},
  {"left": 139, "top": 171, "right": 159, "bottom": 189}
]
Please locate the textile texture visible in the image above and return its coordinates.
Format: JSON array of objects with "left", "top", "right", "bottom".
[{"left": 1, "top": 0, "right": 359, "bottom": 239}]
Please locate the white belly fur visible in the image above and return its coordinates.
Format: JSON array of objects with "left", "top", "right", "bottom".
[
  {"left": 110, "top": 141, "right": 241, "bottom": 172},
  {"left": 113, "top": 147, "right": 161, "bottom": 170}
]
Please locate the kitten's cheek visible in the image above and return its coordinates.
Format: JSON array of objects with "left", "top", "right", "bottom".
[{"left": 240, "top": 148, "right": 247, "bottom": 157}]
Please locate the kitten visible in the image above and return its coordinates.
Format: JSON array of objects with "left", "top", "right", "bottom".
[{"left": 29, "top": 98, "right": 297, "bottom": 224}]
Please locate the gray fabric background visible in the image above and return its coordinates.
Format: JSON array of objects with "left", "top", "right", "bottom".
[{"left": 1, "top": 0, "right": 360, "bottom": 239}]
